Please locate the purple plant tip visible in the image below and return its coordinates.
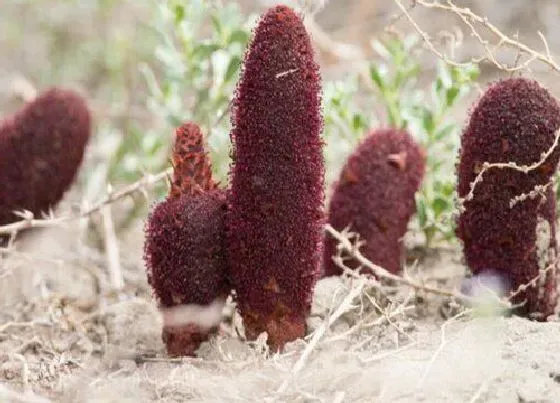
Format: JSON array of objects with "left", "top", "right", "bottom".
[
  {"left": 144, "top": 189, "right": 230, "bottom": 356},
  {"left": 323, "top": 128, "right": 425, "bottom": 277},
  {"left": 227, "top": 5, "right": 324, "bottom": 350},
  {"left": 0, "top": 88, "right": 91, "bottom": 225},
  {"left": 456, "top": 78, "right": 560, "bottom": 320}
]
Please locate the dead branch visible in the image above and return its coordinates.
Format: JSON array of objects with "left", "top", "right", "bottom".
[
  {"left": 100, "top": 201, "right": 123, "bottom": 291},
  {"left": 394, "top": 0, "right": 560, "bottom": 74},
  {"left": 458, "top": 128, "right": 560, "bottom": 211},
  {"left": 416, "top": 309, "right": 471, "bottom": 389},
  {"left": 276, "top": 276, "right": 369, "bottom": 394},
  {"left": 0, "top": 167, "right": 172, "bottom": 236},
  {"left": 324, "top": 224, "right": 476, "bottom": 304}
]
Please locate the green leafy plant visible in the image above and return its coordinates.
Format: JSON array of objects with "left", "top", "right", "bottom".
[
  {"left": 322, "top": 77, "right": 372, "bottom": 186},
  {"left": 367, "top": 36, "right": 479, "bottom": 246},
  {"left": 95, "top": 0, "right": 253, "bottom": 230},
  {"left": 133, "top": 0, "right": 253, "bottom": 185}
]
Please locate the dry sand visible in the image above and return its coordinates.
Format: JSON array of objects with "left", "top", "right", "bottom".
[{"left": 2, "top": 224, "right": 560, "bottom": 403}]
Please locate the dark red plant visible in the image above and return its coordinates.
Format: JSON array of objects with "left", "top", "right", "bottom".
[
  {"left": 323, "top": 128, "right": 425, "bottom": 277},
  {"left": 144, "top": 120, "right": 230, "bottom": 356},
  {"left": 144, "top": 189, "right": 229, "bottom": 356},
  {"left": 227, "top": 5, "right": 324, "bottom": 350},
  {"left": 456, "top": 78, "right": 560, "bottom": 320},
  {"left": 0, "top": 88, "right": 91, "bottom": 226}
]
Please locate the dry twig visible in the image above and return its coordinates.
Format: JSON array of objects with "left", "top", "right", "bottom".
[
  {"left": 100, "top": 200, "right": 123, "bottom": 291},
  {"left": 276, "top": 276, "right": 369, "bottom": 394},
  {"left": 0, "top": 168, "right": 172, "bottom": 236},
  {"left": 458, "top": 128, "right": 560, "bottom": 211},
  {"left": 394, "top": 0, "right": 560, "bottom": 74},
  {"left": 416, "top": 309, "right": 471, "bottom": 389},
  {"left": 324, "top": 224, "right": 475, "bottom": 304}
]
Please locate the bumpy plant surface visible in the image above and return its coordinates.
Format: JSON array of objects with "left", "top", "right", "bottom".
[
  {"left": 144, "top": 121, "right": 229, "bottom": 356},
  {"left": 324, "top": 128, "right": 425, "bottom": 277},
  {"left": 456, "top": 78, "right": 560, "bottom": 319},
  {"left": 227, "top": 5, "right": 324, "bottom": 350},
  {"left": 144, "top": 189, "right": 229, "bottom": 356},
  {"left": 0, "top": 88, "right": 91, "bottom": 226},
  {"left": 169, "top": 122, "right": 217, "bottom": 199}
]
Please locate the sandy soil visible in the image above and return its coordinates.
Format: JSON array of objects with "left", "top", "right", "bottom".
[{"left": 2, "top": 223, "right": 560, "bottom": 403}]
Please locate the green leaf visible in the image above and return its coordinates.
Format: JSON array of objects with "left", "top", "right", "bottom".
[
  {"left": 441, "top": 181, "right": 455, "bottom": 197},
  {"left": 193, "top": 87, "right": 210, "bottom": 113},
  {"left": 229, "top": 29, "right": 249, "bottom": 45},
  {"left": 434, "top": 123, "right": 456, "bottom": 141},
  {"left": 416, "top": 196, "right": 427, "bottom": 227},
  {"left": 422, "top": 109, "right": 435, "bottom": 134},
  {"left": 174, "top": 4, "right": 185, "bottom": 24},
  {"left": 445, "top": 87, "right": 460, "bottom": 107},
  {"left": 431, "top": 159, "right": 444, "bottom": 172},
  {"left": 386, "top": 39, "right": 404, "bottom": 58},
  {"left": 371, "top": 40, "right": 391, "bottom": 60},
  {"left": 139, "top": 63, "right": 163, "bottom": 99},
  {"left": 352, "top": 114, "right": 366, "bottom": 131},
  {"left": 403, "top": 63, "right": 420, "bottom": 80},
  {"left": 387, "top": 103, "right": 402, "bottom": 128},
  {"left": 468, "top": 65, "right": 480, "bottom": 81},
  {"left": 168, "top": 114, "right": 184, "bottom": 128},
  {"left": 369, "top": 65, "right": 384, "bottom": 90},
  {"left": 211, "top": 14, "right": 223, "bottom": 38},
  {"left": 437, "top": 61, "right": 452, "bottom": 88},
  {"left": 192, "top": 43, "right": 221, "bottom": 59},
  {"left": 225, "top": 55, "right": 241, "bottom": 82},
  {"left": 435, "top": 77, "right": 443, "bottom": 93},
  {"left": 432, "top": 197, "right": 449, "bottom": 217}
]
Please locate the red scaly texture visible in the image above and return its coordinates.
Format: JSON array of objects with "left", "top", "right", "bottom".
[
  {"left": 144, "top": 120, "right": 230, "bottom": 356},
  {"left": 323, "top": 129, "right": 425, "bottom": 277},
  {"left": 169, "top": 122, "right": 217, "bottom": 200},
  {"left": 456, "top": 78, "right": 560, "bottom": 320},
  {"left": 0, "top": 88, "right": 91, "bottom": 225},
  {"left": 144, "top": 189, "right": 229, "bottom": 355},
  {"left": 227, "top": 5, "right": 324, "bottom": 350}
]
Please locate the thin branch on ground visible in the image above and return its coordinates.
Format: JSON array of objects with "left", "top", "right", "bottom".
[
  {"left": 0, "top": 167, "right": 172, "bottom": 236},
  {"left": 276, "top": 276, "right": 369, "bottom": 394},
  {"left": 100, "top": 201, "right": 124, "bottom": 291},
  {"left": 416, "top": 309, "right": 471, "bottom": 389},
  {"left": 324, "top": 224, "right": 478, "bottom": 305},
  {"left": 358, "top": 340, "right": 419, "bottom": 364},
  {"left": 468, "top": 379, "right": 490, "bottom": 403}
]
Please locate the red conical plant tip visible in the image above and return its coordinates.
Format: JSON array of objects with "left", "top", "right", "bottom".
[
  {"left": 323, "top": 129, "right": 425, "bottom": 277},
  {"left": 144, "top": 189, "right": 230, "bottom": 356},
  {"left": 0, "top": 88, "right": 91, "bottom": 226},
  {"left": 169, "top": 122, "right": 217, "bottom": 200},
  {"left": 456, "top": 78, "right": 560, "bottom": 320},
  {"left": 227, "top": 5, "right": 324, "bottom": 351}
]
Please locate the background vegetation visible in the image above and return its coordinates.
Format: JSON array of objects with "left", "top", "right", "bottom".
[{"left": 0, "top": 0, "right": 483, "bottom": 249}]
